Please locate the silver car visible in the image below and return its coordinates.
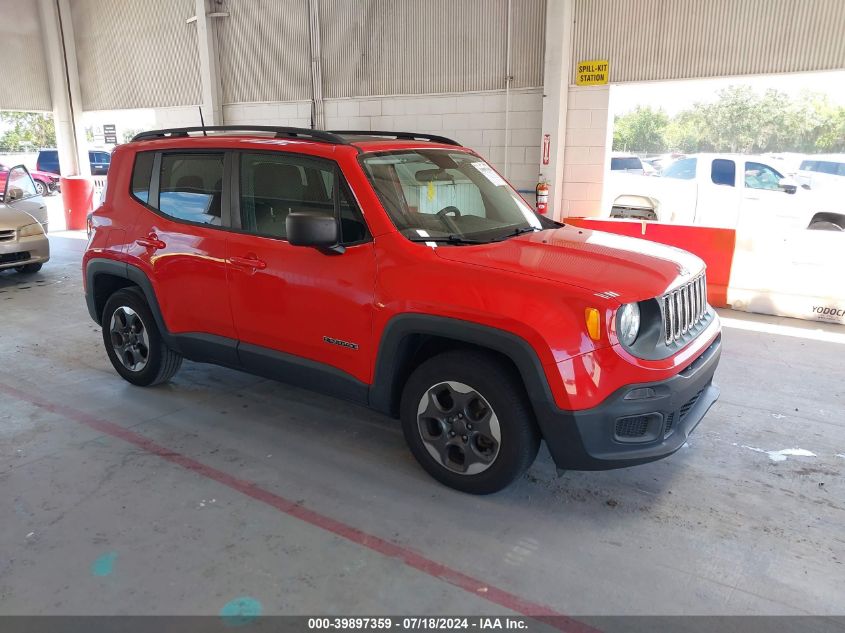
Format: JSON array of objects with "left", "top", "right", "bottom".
[{"left": 0, "top": 165, "right": 50, "bottom": 274}]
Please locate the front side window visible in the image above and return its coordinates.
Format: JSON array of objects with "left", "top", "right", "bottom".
[
  {"left": 361, "top": 150, "right": 542, "bottom": 242},
  {"left": 662, "top": 158, "right": 697, "bottom": 180},
  {"left": 744, "top": 162, "right": 783, "bottom": 190},
  {"left": 710, "top": 159, "right": 736, "bottom": 186},
  {"left": 4, "top": 166, "right": 37, "bottom": 201},
  {"left": 157, "top": 153, "right": 225, "bottom": 225},
  {"left": 239, "top": 153, "right": 368, "bottom": 244}
]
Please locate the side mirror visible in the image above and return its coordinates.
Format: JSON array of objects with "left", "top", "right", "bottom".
[
  {"left": 286, "top": 212, "right": 341, "bottom": 251},
  {"left": 7, "top": 186, "right": 24, "bottom": 201},
  {"left": 779, "top": 177, "right": 797, "bottom": 194}
]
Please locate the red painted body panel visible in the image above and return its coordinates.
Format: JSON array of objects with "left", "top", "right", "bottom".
[{"left": 84, "top": 135, "right": 721, "bottom": 415}]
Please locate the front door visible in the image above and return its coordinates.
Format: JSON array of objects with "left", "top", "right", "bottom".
[
  {"left": 2, "top": 165, "right": 48, "bottom": 227},
  {"left": 225, "top": 151, "right": 376, "bottom": 386}
]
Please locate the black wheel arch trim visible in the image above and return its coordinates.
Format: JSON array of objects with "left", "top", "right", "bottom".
[{"left": 368, "top": 314, "right": 556, "bottom": 416}]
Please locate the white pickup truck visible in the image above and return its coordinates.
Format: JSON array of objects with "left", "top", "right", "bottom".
[{"left": 605, "top": 153, "right": 845, "bottom": 231}]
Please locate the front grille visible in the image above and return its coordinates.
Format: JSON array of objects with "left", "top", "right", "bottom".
[
  {"left": 679, "top": 389, "right": 704, "bottom": 422},
  {"left": 0, "top": 251, "right": 30, "bottom": 264},
  {"left": 662, "top": 273, "right": 707, "bottom": 344},
  {"left": 0, "top": 229, "right": 15, "bottom": 242},
  {"left": 615, "top": 415, "right": 651, "bottom": 438}
]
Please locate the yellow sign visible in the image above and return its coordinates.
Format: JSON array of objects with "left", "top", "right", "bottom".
[{"left": 576, "top": 59, "right": 609, "bottom": 85}]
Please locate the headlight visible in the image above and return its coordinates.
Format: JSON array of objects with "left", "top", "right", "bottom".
[
  {"left": 18, "top": 223, "right": 45, "bottom": 237},
  {"left": 618, "top": 302, "right": 641, "bottom": 346}
]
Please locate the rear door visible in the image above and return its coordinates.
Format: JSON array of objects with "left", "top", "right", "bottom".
[
  {"left": 225, "top": 150, "right": 376, "bottom": 384},
  {"left": 125, "top": 150, "right": 237, "bottom": 351}
]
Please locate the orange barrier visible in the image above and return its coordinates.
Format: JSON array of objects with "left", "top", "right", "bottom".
[
  {"left": 565, "top": 218, "right": 736, "bottom": 307},
  {"left": 60, "top": 176, "right": 95, "bottom": 231}
]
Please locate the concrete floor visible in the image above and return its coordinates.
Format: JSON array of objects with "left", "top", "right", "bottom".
[{"left": 1, "top": 233, "right": 844, "bottom": 619}]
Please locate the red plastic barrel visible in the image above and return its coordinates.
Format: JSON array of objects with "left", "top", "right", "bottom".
[{"left": 61, "top": 176, "right": 95, "bottom": 231}]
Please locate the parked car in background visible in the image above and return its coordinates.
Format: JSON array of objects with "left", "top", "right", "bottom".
[
  {"left": 610, "top": 152, "right": 645, "bottom": 174},
  {"left": 0, "top": 164, "right": 50, "bottom": 274},
  {"left": 0, "top": 162, "right": 59, "bottom": 196},
  {"left": 797, "top": 154, "right": 845, "bottom": 193},
  {"left": 605, "top": 153, "right": 845, "bottom": 231},
  {"left": 36, "top": 148, "right": 112, "bottom": 176}
]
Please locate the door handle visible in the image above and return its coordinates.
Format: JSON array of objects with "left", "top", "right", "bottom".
[
  {"left": 229, "top": 254, "right": 267, "bottom": 270},
  {"left": 136, "top": 234, "right": 166, "bottom": 250}
]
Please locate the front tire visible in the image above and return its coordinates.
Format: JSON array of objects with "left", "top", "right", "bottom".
[
  {"left": 400, "top": 350, "right": 540, "bottom": 494},
  {"left": 15, "top": 263, "right": 43, "bottom": 274},
  {"left": 33, "top": 180, "right": 47, "bottom": 196},
  {"left": 102, "top": 288, "right": 183, "bottom": 386}
]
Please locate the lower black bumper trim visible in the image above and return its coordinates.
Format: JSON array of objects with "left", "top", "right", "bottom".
[{"left": 534, "top": 334, "right": 722, "bottom": 470}]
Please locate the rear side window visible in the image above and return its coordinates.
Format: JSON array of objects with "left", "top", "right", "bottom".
[
  {"left": 239, "top": 153, "right": 368, "bottom": 244},
  {"left": 131, "top": 152, "right": 154, "bottom": 203},
  {"left": 157, "top": 153, "right": 225, "bottom": 225},
  {"left": 710, "top": 159, "right": 736, "bottom": 186},
  {"left": 662, "top": 158, "right": 697, "bottom": 180}
]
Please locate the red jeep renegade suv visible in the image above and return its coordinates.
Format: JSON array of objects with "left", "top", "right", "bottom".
[{"left": 83, "top": 126, "right": 721, "bottom": 494}]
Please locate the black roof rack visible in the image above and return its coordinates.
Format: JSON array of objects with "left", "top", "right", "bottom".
[
  {"left": 330, "top": 130, "right": 461, "bottom": 146},
  {"left": 131, "top": 126, "right": 349, "bottom": 144}
]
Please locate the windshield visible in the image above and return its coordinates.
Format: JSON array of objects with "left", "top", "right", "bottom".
[{"left": 360, "top": 150, "right": 544, "bottom": 243}]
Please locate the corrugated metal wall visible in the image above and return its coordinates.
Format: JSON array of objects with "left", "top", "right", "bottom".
[
  {"left": 319, "top": 0, "right": 546, "bottom": 99},
  {"left": 0, "top": 0, "right": 51, "bottom": 111},
  {"left": 217, "top": 0, "right": 312, "bottom": 104},
  {"left": 573, "top": 0, "right": 845, "bottom": 83},
  {"left": 70, "top": 0, "right": 201, "bottom": 110}
]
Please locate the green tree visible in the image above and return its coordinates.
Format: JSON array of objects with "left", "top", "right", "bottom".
[
  {"left": 0, "top": 112, "right": 56, "bottom": 151},
  {"left": 612, "top": 106, "right": 669, "bottom": 153}
]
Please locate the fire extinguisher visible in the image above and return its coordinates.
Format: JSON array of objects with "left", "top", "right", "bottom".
[{"left": 536, "top": 181, "right": 549, "bottom": 215}]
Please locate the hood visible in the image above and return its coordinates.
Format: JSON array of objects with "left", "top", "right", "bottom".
[
  {"left": 0, "top": 204, "right": 39, "bottom": 231},
  {"left": 434, "top": 225, "right": 704, "bottom": 304}
]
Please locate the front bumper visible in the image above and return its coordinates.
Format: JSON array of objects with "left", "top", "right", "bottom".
[
  {"left": 0, "top": 233, "right": 50, "bottom": 270},
  {"left": 536, "top": 334, "right": 721, "bottom": 470}
]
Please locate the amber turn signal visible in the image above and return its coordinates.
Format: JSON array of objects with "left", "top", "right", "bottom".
[{"left": 585, "top": 308, "right": 601, "bottom": 341}]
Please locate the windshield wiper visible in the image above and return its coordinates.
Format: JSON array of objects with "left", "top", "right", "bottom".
[
  {"left": 491, "top": 226, "right": 542, "bottom": 241},
  {"left": 407, "top": 235, "right": 487, "bottom": 245}
]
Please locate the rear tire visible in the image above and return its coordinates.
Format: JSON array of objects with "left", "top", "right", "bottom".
[
  {"left": 15, "top": 263, "right": 43, "bottom": 274},
  {"left": 400, "top": 350, "right": 540, "bottom": 494},
  {"left": 102, "top": 288, "right": 183, "bottom": 386}
]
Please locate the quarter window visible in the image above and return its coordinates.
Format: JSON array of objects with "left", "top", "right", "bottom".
[
  {"left": 239, "top": 153, "right": 368, "bottom": 244},
  {"left": 157, "top": 153, "right": 225, "bottom": 225},
  {"left": 131, "top": 152, "right": 154, "bottom": 203}
]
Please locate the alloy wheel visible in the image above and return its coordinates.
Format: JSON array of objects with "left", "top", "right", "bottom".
[
  {"left": 416, "top": 381, "right": 501, "bottom": 475},
  {"left": 109, "top": 306, "right": 150, "bottom": 372}
]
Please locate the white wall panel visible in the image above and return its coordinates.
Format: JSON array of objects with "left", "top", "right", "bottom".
[
  {"left": 319, "top": 0, "right": 545, "bottom": 98},
  {"left": 0, "top": 0, "right": 51, "bottom": 111},
  {"left": 573, "top": 0, "right": 845, "bottom": 83},
  {"left": 217, "top": 0, "right": 312, "bottom": 104},
  {"left": 70, "top": 0, "right": 201, "bottom": 111}
]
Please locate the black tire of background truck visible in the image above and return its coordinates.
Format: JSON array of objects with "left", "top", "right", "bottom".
[
  {"left": 102, "top": 288, "right": 183, "bottom": 387},
  {"left": 400, "top": 349, "right": 540, "bottom": 494},
  {"left": 14, "top": 263, "right": 43, "bottom": 274}
]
